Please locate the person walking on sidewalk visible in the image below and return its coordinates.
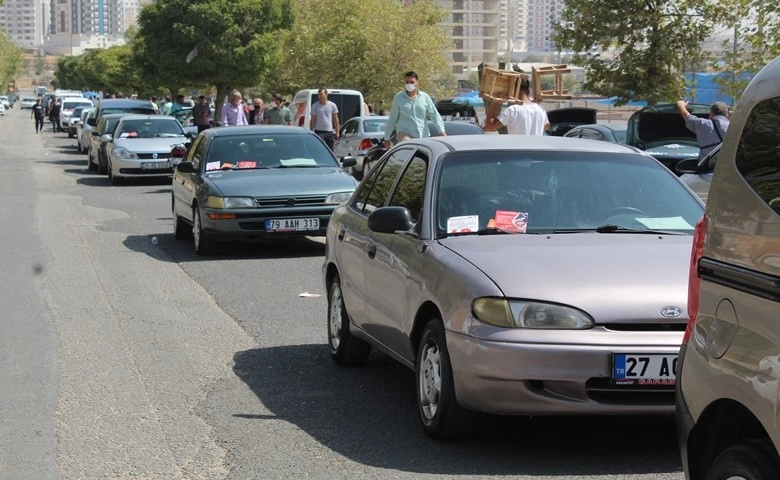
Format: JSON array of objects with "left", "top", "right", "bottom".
[
  {"left": 31, "top": 98, "right": 45, "bottom": 133},
  {"left": 47, "top": 99, "right": 61, "bottom": 133}
]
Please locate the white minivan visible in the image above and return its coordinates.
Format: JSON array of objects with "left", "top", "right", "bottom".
[
  {"left": 289, "top": 88, "right": 367, "bottom": 130},
  {"left": 61, "top": 97, "right": 95, "bottom": 136}
]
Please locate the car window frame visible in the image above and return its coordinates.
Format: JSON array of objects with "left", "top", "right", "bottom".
[
  {"left": 387, "top": 151, "right": 429, "bottom": 225},
  {"left": 351, "top": 147, "right": 415, "bottom": 215}
]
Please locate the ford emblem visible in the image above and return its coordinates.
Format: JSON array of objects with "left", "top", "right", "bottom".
[
  {"left": 152, "top": 153, "right": 158, "bottom": 159},
  {"left": 660, "top": 306, "right": 682, "bottom": 318}
]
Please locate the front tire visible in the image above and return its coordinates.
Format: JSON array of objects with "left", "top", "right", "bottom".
[
  {"left": 327, "top": 275, "right": 370, "bottom": 366},
  {"left": 193, "top": 206, "right": 216, "bottom": 255},
  {"left": 416, "top": 319, "right": 475, "bottom": 440},
  {"left": 706, "top": 440, "right": 780, "bottom": 480}
]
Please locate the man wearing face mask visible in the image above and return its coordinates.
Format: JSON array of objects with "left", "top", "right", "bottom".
[
  {"left": 264, "top": 94, "right": 292, "bottom": 125},
  {"left": 383, "top": 71, "right": 446, "bottom": 149}
]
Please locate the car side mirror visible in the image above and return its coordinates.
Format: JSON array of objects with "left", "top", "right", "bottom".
[
  {"left": 100, "top": 134, "right": 112, "bottom": 142},
  {"left": 87, "top": 118, "right": 96, "bottom": 126},
  {"left": 368, "top": 206, "right": 414, "bottom": 234},
  {"left": 175, "top": 162, "right": 196, "bottom": 173},
  {"left": 675, "top": 158, "right": 698, "bottom": 175},
  {"left": 341, "top": 156, "right": 357, "bottom": 168}
]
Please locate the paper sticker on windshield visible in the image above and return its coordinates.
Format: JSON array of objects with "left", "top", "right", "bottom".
[
  {"left": 447, "top": 215, "right": 479, "bottom": 233},
  {"left": 493, "top": 210, "right": 528, "bottom": 233},
  {"left": 636, "top": 216, "right": 692, "bottom": 230},
  {"left": 280, "top": 158, "right": 317, "bottom": 167},
  {"left": 206, "top": 161, "right": 221, "bottom": 171},
  {"left": 236, "top": 160, "right": 257, "bottom": 169}
]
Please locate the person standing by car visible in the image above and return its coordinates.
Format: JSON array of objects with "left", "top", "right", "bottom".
[
  {"left": 248, "top": 98, "right": 265, "bottom": 125},
  {"left": 220, "top": 90, "right": 248, "bottom": 126},
  {"left": 264, "top": 94, "right": 292, "bottom": 125},
  {"left": 309, "top": 88, "right": 340, "bottom": 150},
  {"left": 192, "top": 95, "right": 212, "bottom": 132},
  {"left": 383, "top": 71, "right": 446, "bottom": 148},
  {"left": 483, "top": 76, "right": 550, "bottom": 135},
  {"left": 31, "top": 98, "right": 45, "bottom": 133},
  {"left": 47, "top": 98, "right": 61, "bottom": 133},
  {"left": 675, "top": 100, "right": 730, "bottom": 161}
]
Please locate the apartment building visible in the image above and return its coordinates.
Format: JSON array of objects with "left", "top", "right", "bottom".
[{"left": 0, "top": 0, "right": 48, "bottom": 49}]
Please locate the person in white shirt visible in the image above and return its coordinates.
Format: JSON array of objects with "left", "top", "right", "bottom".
[{"left": 483, "top": 76, "right": 550, "bottom": 135}]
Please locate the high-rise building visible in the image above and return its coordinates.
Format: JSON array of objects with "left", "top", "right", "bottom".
[
  {"left": 440, "top": 0, "right": 501, "bottom": 78},
  {"left": 0, "top": 0, "right": 49, "bottom": 49},
  {"left": 525, "top": 0, "right": 563, "bottom": 53}
]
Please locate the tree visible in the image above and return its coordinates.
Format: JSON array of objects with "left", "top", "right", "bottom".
[
  {"left": 0, "top": 30, "right": 23, "bottom": 91},
  {"left": 716, "top": 0, "right": 780, "bottom": 100},
  {"left": 133, "top": 0, "right": 294, "bottom": 121},
  {"left": 554, "top": 0, "right": 734, "bottom": 105},
  {"left": 275, "top": 0, "right": 451, "bottom": 107}
]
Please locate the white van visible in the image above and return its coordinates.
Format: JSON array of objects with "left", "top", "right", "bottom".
[
  {"left": 289, "top": 88, "right": 367, "bottom": 130},
  {"left": 60, "top": 97, "right": 95, "bottom": 135}
]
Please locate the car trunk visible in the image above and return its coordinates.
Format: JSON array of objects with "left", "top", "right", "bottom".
[{"left": 546, "top": 107, "right": 598, "bottom": 136}]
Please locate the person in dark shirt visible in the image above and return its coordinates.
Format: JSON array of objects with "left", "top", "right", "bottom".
[
  {"left": 47, "top": 98, "right": 61, "bottom": 132},
  {"left": 30, "top": 98, "right": 45, "bottom": 133}
]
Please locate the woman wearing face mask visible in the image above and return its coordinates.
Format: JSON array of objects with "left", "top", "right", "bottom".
[{"left": 383, "top": 71, "right": 446, "bottom": 149}]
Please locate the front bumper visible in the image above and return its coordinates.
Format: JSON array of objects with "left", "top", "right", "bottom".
[{"left": 446, "top": 329, "right": 682, "bottom": 415}]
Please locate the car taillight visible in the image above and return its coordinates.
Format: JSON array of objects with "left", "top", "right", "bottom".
[
  {"left": 358, "top": 138, "right": 374, "bottom": 150},
  {"left": 298, "top": 117, "right": 305, "bottom": 127},
  {"left": 682, "top": 216, "right": 707, "bottom": 345}
]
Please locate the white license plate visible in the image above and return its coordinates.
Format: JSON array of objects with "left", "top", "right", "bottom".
[
  {"left": 612, "top": 354, "right": 677, "bottom": 385},
  {"left": 265, "top": 218, "right": 319, "bottom": 232},
  {"left": 141, "top": 161, "right": 170, "bottom": 170}
]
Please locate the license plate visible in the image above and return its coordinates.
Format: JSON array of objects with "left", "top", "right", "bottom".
[
  {"left": 612, "top": 354, "right": 677, "bottom": 385},
  {"left": 141, "top": 161, "right": 170, "bottom": 170},
  {"left": 265, "top": 218, "right": 319, "bottom": 232}
]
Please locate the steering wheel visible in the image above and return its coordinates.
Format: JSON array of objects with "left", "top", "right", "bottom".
[{"left": 600, "top": 207, "right": 648, "bottom": 220}]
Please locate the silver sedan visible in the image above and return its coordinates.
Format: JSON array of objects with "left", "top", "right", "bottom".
[{"left": 323, "top": 135, "right": 704, "bottom": 439}]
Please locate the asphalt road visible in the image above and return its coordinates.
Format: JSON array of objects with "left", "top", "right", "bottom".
[{"left": 0, "top": 99, "right": 685, "bottom": 480}]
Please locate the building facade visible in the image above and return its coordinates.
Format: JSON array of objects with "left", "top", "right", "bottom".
[{"left": 0, "top": 0, "right": 48, "bottom": 49}]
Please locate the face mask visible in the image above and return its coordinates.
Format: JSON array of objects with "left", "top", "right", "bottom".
[{"left": 405, "top": 83, "right": 417, "bottom": 93}]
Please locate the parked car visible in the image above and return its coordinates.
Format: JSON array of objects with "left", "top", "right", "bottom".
[
  {"left": 564, "top": 123, "right": 627, "bottom": 143},
  {"left": 21, "top": 97, "right": 37, "bottom": 109},
  {"left": 77, "top": 108, "right": 95, "bottom": 155},
  {"left": 626, "top": 103, "right": 711, "bottom": 173},
  {"left": 65, "top": 105, "right": 90, "bottom": 138},
  {"left": 61, "top": 97, "right": 95, "bottom": 137},
  {"left": 88, "top": 99, "right": 157, "bottom": 127},
  {"left": 324, "top": 135, "right": 704, "bottom": 439},
  {"left": 171, "top": 126, "right": 358, "bottom": 254},
  {"left": 676, "top": 143, "right": 719, "bottom": 203},
  {"left": 359, "top": 120, "right": 485, "bottom": 178},
  {"left": 0, "top": 102, "right": 4, "bottom": 116},
  {"left": 289, "top": 88, "right": 366, "bottom": 128},
  {"left": 676, "top": 55, "right": 780, "bottom": 480},
  {"left": 88, "top": 113, "right": 129, "bottom": 174},
  {"left": 333, "top": 116, "right": 389, "bottom": 178},
  {"left": 0, "top": 95, "right": 10, "bottom": 109},
  {"left": 105, "top": 115, "right": 189, "bottom": 185}
]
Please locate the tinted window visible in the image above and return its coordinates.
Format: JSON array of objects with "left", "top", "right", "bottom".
[
  {"left": 579, "top": 128, "right": 605, "bottom": 141},
  {"left": 360, "top": 148, "right": 414, "bottom": 214},
  {"left": 389, "top": 154, "right": 428, "bottom": 222},
  {"left": 430, "top": 122, "right": 483, "bottom": 136},
  {"left": 735, "top": 96, "right": 780, "bottom": 214},
  {"left": 309, "top": 93, "right": 363, "bottom": 122}
]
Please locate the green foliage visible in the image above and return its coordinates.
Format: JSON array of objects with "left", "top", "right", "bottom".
[
  {"left": 133, "top": 0, "right": 294, "bottom": 118},
  {"left": 554, "top": 0, "right": 735, "bottom": 105},
  {"left": 715, "top": 0, "right": 780, "bottom": 100},
  {"left": 276, "top": 0, "right": 451, "bottom": 106},
  {"left": 34, "top": 55, "right": 47, "bottom": 75},
  {"left": 0, "top": 30, "right": 23, "bottom": 90}
]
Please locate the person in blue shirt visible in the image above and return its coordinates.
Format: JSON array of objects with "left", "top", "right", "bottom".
[
  {"left": 676, "top": 100, "right": 730, "bottom": 161},
  {"left": 383, "top": 71, "right": 446, "bottom": 148}
]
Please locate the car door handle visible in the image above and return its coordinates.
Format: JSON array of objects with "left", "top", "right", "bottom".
[
  {"left": 337, "top": 226, "right": 345, "bottom": 241},
  {"left": 367, "top": 244, "right": 377, "bottom": 259}
]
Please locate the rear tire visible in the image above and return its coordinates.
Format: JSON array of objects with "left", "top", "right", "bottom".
[
  {"left": 97, "top": 152, "right": 107, "bottom": 175},
  {"left": 173, "top": 202, "right": 192, "bottom": 240},
  {"left": 706, "top": 440, "right": 780, "bottom": 480},
  {"left": 416, "top": 319, "right": 476, "bottom": 440},
  {"left": 327, "top": 275, "right": 370, "bottom": 366}
]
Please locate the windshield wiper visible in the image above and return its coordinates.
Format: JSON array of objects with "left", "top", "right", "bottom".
[
  {"left": 447, "top": 228, "right": 541, "bottom": 237},
  {"left": 595, "top": 224, "right": 684, "bottom": 235}
]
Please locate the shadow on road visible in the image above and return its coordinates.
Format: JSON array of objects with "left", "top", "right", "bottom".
[{"left": 232, "top": 344, "right": 682, "bottom": 476}]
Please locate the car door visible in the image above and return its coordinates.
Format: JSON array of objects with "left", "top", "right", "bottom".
[
  {"left": 173, "top": 135, "right": 206, "bottom": 224},
  {"left": 339, "top": 147, "right": 414, "bottom": 337},
  {"left": 335, "top": 118, "right": 359, "bottom": 158},
  {"left": 363, "top": 148, "right": 428, "bottom": 359}
]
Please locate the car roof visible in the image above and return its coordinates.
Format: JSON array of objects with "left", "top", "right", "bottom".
[
  {"left": 409, "top": 134, "right": 646, "bottom": 154},
  {"left": 97, "top": 99, "right": 154, "bottom": 107},
  {"left": 117, "top": 114, "right": 179, "bottom": 121},
  {"left": 203, "top": 125, "right": 314, "bottom": 137}
]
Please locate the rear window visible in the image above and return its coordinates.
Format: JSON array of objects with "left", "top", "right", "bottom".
[
  {"left": 102, "top": 107, "right": 155, "bottom": 116},
  {"left": 309, "top": 93, "right": 363, "bottom": 122}
]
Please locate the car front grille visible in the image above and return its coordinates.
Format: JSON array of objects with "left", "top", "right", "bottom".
[
  {"left": 119, "top": 168, "right": 174, "bottom": 175},
  {"left": 137, "top": 153, "right": 171, "bottom": 159},
  {"left": 255, "top": 195, "right": 328, "bottom": 208}
]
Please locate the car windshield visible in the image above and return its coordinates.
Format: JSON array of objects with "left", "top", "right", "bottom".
[
  {"left": 204, "top": 132, "right": 338, "bottom": 172},
  {"left": 435, "top": 150, "right": 703, "bottom": 238},
  {"left": 116, "top": 119, "right": 185, "bottom": 138}
]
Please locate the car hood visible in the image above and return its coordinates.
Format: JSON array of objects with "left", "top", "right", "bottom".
[
  {"left": 114, "top": 137, "right": 188, "bottom": 152},
  {"left": 440, "top": 233, "right": 692, "bottom": 324},
  {"left": 204, "top": 167, "right": 358, "bottom": 197}
]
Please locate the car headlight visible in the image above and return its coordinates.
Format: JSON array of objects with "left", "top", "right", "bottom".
[
  {"left": 113, "top": 147, "right": 139, "bottom": 160},
  {"left": 207, "top": 196, "right": 255, "bottom": 209},
  {"left": 472, "top": 298, "right": 593, "bottom": 329},
  {"left": 325, "top": 192, "right": 353, "bottom": 204}
]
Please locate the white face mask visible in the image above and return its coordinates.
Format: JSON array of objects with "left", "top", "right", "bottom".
[{"left": 405, "top": 83, "right": 417, "bottom": 93}]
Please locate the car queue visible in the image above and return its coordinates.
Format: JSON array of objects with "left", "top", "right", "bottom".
[{"left": 31, "top": 55, "right": 780, "bottom": 477}]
